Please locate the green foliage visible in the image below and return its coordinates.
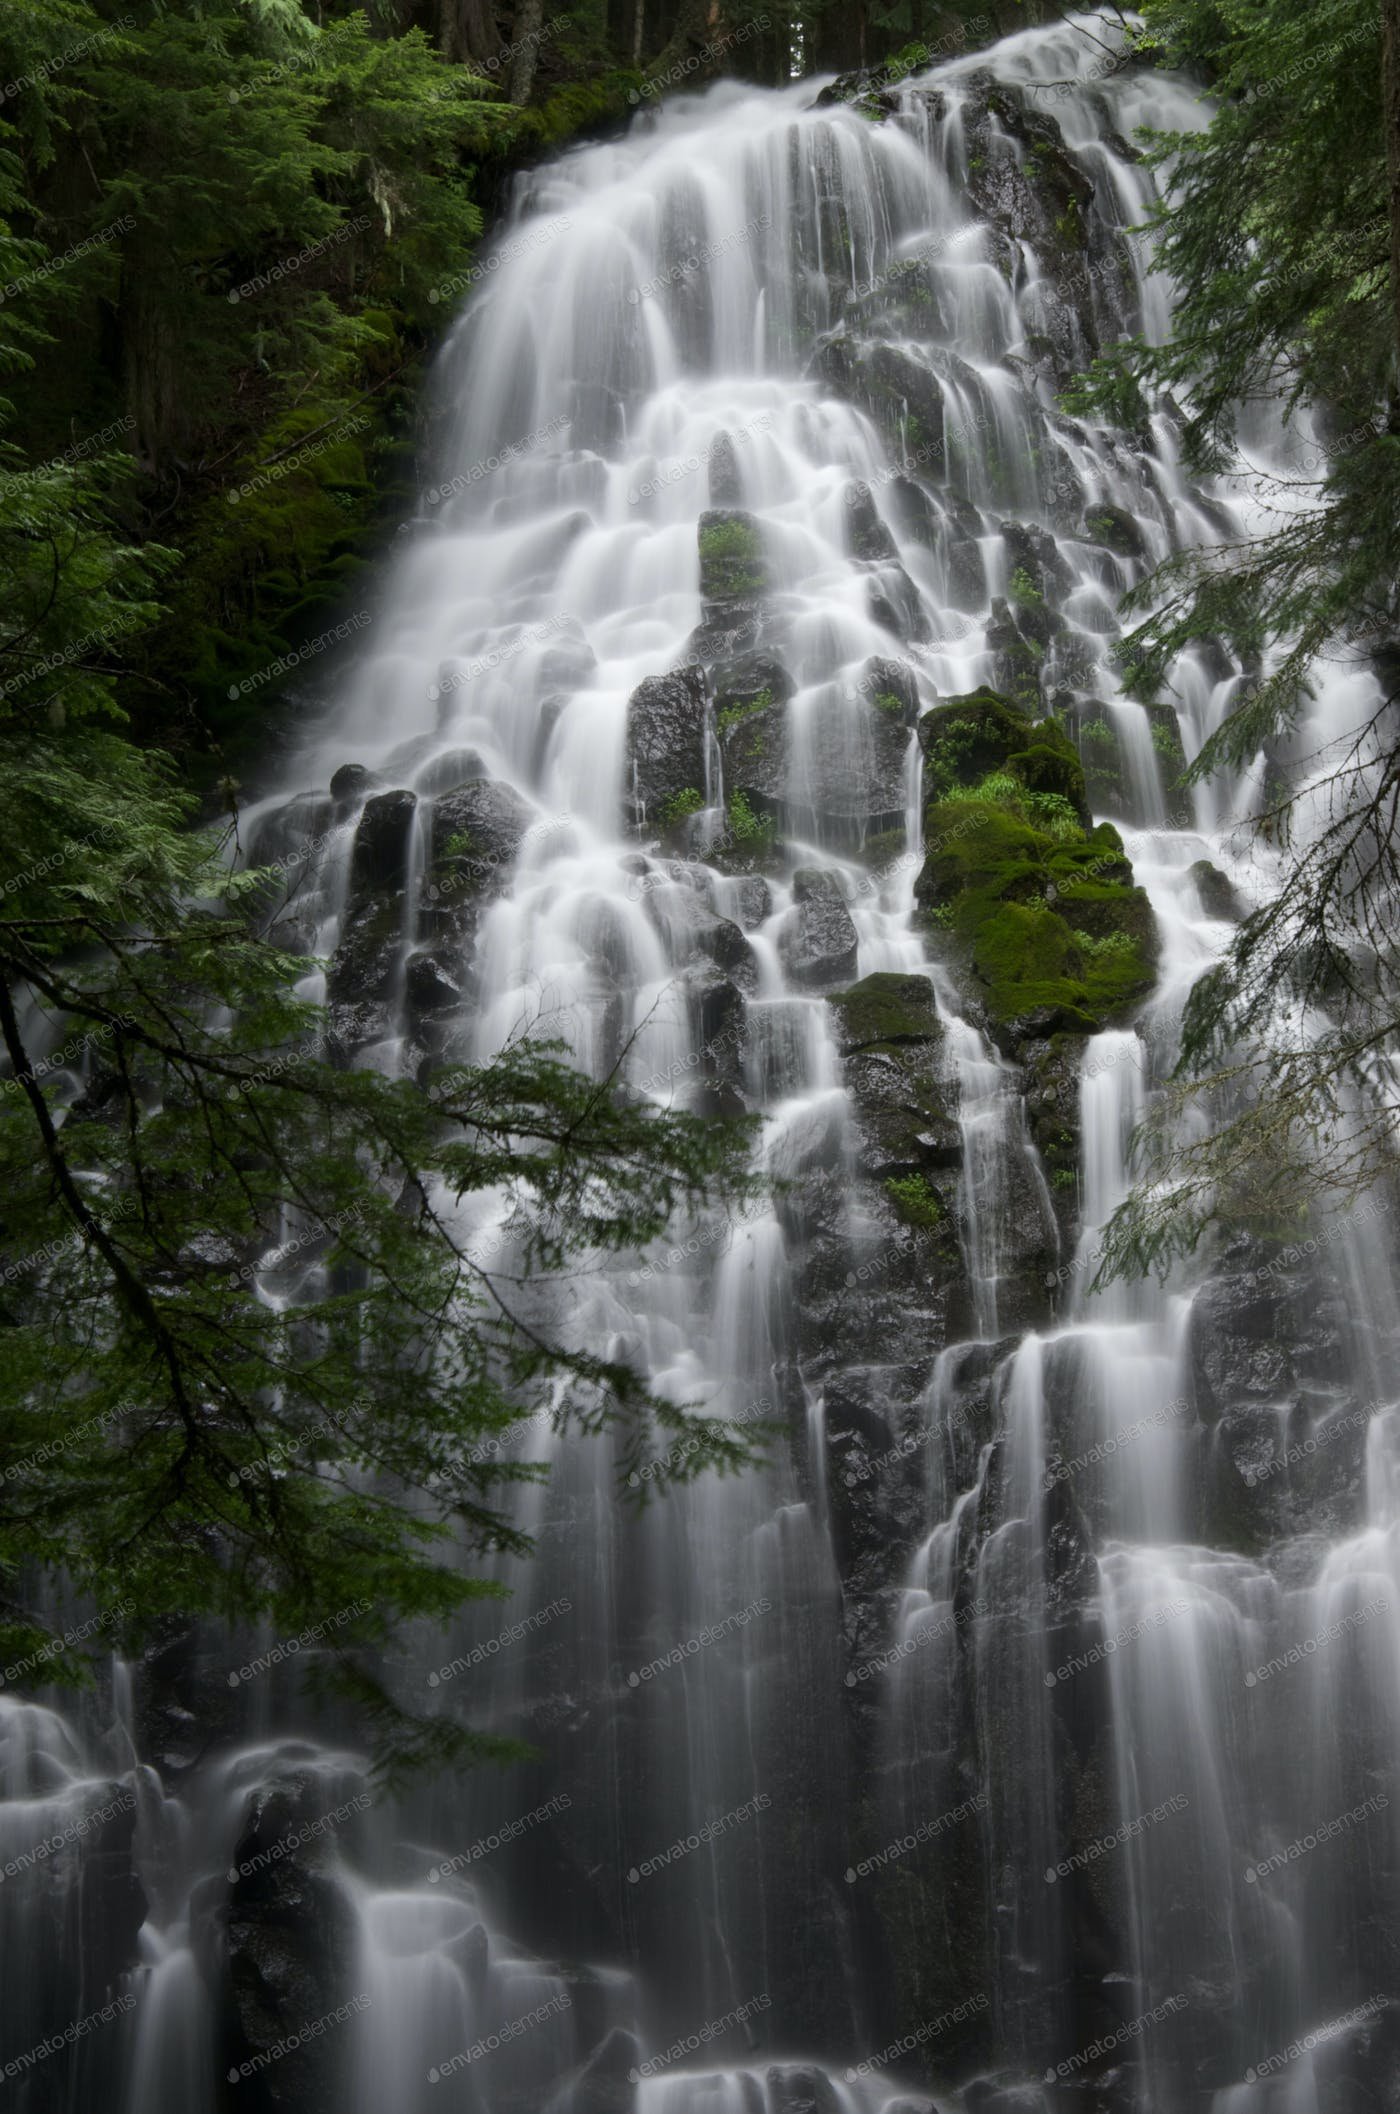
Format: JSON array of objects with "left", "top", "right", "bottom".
[
  {"left": 1009, "top": 564, "right": 1043, "bottom": 607},
  {"left": 873, "top": 690, "right": 907, "bottom": 717},
  {"left": 717, "top": 688, "right": 773, "bottom": 735},
  {"left": 726, "top": 789, "right": 772, "bottom": 844},
  {"left": 699, "top": 515, "right": 765, "bottom": 600},
  {"left": 658, "top": 786, "right": 704, "bottom": 826},
  {"left": 885, "top": 1172, "right": 943, "bottom": 1227}
]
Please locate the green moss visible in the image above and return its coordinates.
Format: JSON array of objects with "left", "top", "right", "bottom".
[
  {"left": 718, "top": 688, "right": 773, "bottom": 736},
  {"left": 917, "top": 691, "right": 1156, "bottom": 1035},
  {"left": 726, "top": 790, "right": 772, "bottom": 845},
  {"left": 1051, "top": 1167, "right": 1078, "bottom": 1190},
  {"left": 659, "top": 787, "right": 704, "bottom": 827},
  {"left": 873, "top": 690, "right": 907, "bottom": 717},
  {"left": 1080, "top": 717, "right": 1116, "bottom": 747},
  {"left": 1009, "top": 565, "right": 1043, "bottom": 607},
  {"left": 699, "top": 514, "right": 765, "bottom": 600},
  {"left": 829, "top": 972, "right": 941, "bottom": 1052},
  {"left": 885, "top": 1172, "right": 944, "bottom": 1227}
]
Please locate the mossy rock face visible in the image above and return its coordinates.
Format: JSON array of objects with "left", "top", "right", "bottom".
[
  {"left": 698, "top": 509, "right": 767, "bottom": 602},
  {"left": 828, "top": 971, "right": 941, "bottom": 1055},
  {"left": 916, "top": 692, "right": 1157, "bottom": 1047}
]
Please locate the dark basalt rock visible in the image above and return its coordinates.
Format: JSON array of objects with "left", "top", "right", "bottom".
[
  {"left": 779, "top": 869, "right": 859, "bottom": 987},
  {"left": 347, "top": 788, "right": 416, "bottom": 904},
  {"left": 707, "top": 431, "right": 742, "bottom": 505},
  {"left": 224, "top": 1772, "right": 364, "bottom": 2113},
  {"left": 723, "top": 687, "right": 912, "bottom": 845},
  {"left": 1189, "top": 858, "right": 1245, "bottom": 922},
  {"left": 843, "top": 480, "right": 899, "bottom": 563},
  {"left": 1083, "top": 500, "right": 1149, "bottom": 563},
  {"left": 328, "top": 762, "right": 380, "bottom": 810},
  {"left": 624, "top": 664, "right": 709, "bottom": 829}
]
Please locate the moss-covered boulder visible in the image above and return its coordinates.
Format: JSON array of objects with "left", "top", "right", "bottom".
[
  {"left": 698, "top": 509, "right": 766, "bottom": 602},
  {"left": 916, "top": 691, "right": 1157, "bottom": 1049},
  {"left": 828, "top": 971, "right": 941, "bottom": 1056}
]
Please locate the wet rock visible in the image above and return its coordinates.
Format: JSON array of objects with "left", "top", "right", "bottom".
[
  {"left": 779, "top": 869, "right": 859, "bottom": 987},
  {"left": 404, "top": 951, "right": 463, "bottom": 1020},
  {"left": 328, "top": 762, "right": 380, "bottom": 810},
  {"left": 843, "top": 480, "right": 899, "bottom": 563},
  {"left": 348, "top": 788, "right": 416, "bottom": 904},
  {"left": 411, "top": 748, "right": 489, "bottom": 798},
  {"left": 857, "top": 655, "right": 921, "bottom": 725},
  {"left": 724, "top": 686, "right": 912, "bottom": 845},
  {"left": 1189, "top": 859, "right": 1245, "bottom": 922},
  {"left": 224, "top": 1774, "right": 363, "bottom": 2113},
  {"left": 708, "top": 431, "right": 742, "bottom": 505},
  {"left": 917, "top": 691, "right": 1156, "bottom": 1051},
  {"left": 427, "top": 779, "right": 535, "bottom": 908},
  {"left": 1083, "top": 500, "right": 1148, "bottom": 563},
  {"left": 624, "top": 664, "right": 709, "bottom": 829},
  {"left": 828, "top": 971, "right": 940, "bottom": 1056},
  {"left": 698, "top": 508, "right": 767, "bottom": 603}
]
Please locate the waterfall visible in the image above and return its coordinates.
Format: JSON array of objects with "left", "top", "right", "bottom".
[{"left": 6, "top": 12, "right": 1400, "bottom": 2112}]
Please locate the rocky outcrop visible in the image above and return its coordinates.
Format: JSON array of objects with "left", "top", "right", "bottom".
[
  {"left": 778, "top": 869, "right": 859, "bottom": 987},
  {"left": 915, "top": 688, "right": 1157, "bottom": 1054},
  {"left": 624, "top": 664, "right": 710, "bottom": 831}
]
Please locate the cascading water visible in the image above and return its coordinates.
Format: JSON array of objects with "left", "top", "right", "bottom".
[{"left": 6, "top": 12, "right": 1400, "bottom": 2112}]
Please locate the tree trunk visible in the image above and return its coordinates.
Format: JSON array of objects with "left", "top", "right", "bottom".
[
  {"left": 438, "top": 0, "right": 500, "bottom": 64},
  {"left": 508, "top": 0, "right": 545, "bottom": 100},
  {"left": 1383, "top": 0, "right": 1400, "bottom": 382},
  {"left": 632, "top": 0, "right": 645, "bottom": 67}
]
